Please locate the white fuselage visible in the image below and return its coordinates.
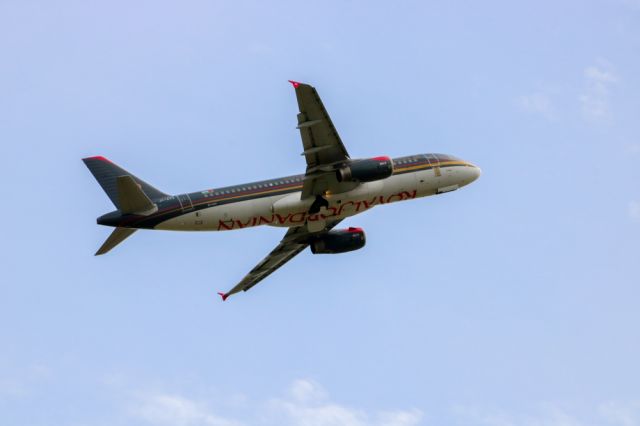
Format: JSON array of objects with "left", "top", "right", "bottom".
[{"left": 154, "top": 163, "right": 480, "bottom": 232}]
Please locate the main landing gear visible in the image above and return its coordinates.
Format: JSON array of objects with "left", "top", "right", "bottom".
[
  {"left": 308, "top": 195, "right": 329, "bottom": 215},
  {"left": 307, "top": 195, "right": 330, "bottom": 233}
]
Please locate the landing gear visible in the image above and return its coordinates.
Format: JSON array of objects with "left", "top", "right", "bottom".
[
  {"left": 308, "top": 195, "right": 329, "bottom": 215},
  {"left": 307, "top": 195, "right": 330, "bottom": 233}
]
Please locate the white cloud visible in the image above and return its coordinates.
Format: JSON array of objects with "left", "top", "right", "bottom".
[
  {"left": 453, "top": 401, "right": 640, "bottom": 426},
  {"left": 131, "top": 392, "right": 243, "bottom": 426},
  {"left": 271, "top": 397, "right": 368, "bottom": 426},
  {"left": 126, "top": 379, "right": 422, "bottom": 426},
  {"left": 628, "top": 201, "right": 640, "bottom": 222},
  {"left": 120, "top": 378, "right": 640, "bottom": 426},
  {"left": 518, "top": 93, "right": 555, "bottom": 120},
  {"left": 377, "top": 409, "right": 423, "bottom": 426},
  {"left": 579, "top": 61, "right": 618, "bottom": 122},
  {"left": 289, "top": 378, "right": 329, "bottom": 403},
  {"left": 268, "top": 379, "right": 423, "bottom": 426},
  {"left": 599, "top": 401, "right": 640, "bottom": 426},
  {"left": 453, "top": 404, "right": 585, "bottom": 426}
]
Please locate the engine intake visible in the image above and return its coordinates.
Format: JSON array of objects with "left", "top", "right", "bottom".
[
  {"left": 336, "top": 156, "right": 393, "bottom": 183},
  {"left": 310, "top": 227, "right": 366, "bottom": 254}
]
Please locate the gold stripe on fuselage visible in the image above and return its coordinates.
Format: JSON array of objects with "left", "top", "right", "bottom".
[
  {"left": 393, "top": 160, "right": 470, "bottom": 174},
  {"left": 156, "top": 161, "right": 469, "bottom": 218}
]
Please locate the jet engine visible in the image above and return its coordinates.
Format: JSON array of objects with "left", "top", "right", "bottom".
[
  {"left": 336, "top": 156, "right": 393, "bottom": 183},
  {"left": 310, "top": 227, "right": 366, "bottom": 254}
]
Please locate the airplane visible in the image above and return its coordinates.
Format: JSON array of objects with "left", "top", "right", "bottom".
[{"left": 83, "top": 81, "right": 481, "bottom": 300}]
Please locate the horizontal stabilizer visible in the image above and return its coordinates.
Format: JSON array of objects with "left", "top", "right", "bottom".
[
  {"left": 95, "top": 227, "right": 137, "bottom": 256},
  {"left": 116, "top": 175, "right": 157, "bottom": 215}
]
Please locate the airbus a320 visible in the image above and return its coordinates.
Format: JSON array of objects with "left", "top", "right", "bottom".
[{"left": 83, "top": 81, "right": 481, "bottom": 300}]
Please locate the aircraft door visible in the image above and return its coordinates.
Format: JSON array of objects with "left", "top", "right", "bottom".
[
  {"left": 177, "top": 193, "right": 194, "bottom": 212},
  {"left": 416, "top": 154, "right": 441, "bottom": 196},
  {"left": 426, "top": 154, "right": 441, "bottom": 177}
]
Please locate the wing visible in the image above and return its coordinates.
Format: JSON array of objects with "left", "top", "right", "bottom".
[
  {"left": 289, "top": 81, "right": 357, "bottom": 198},
  {"left": 218, "top": 220, "right": 342, "bottom": 301}
]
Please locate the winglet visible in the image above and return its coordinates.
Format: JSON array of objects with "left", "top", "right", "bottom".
[
  {"left": 217, "top": 292, "right": 229, "bottom": 302},
  {"left": 83, "top": 155, "right": 112, "bottom": 163},
  {"left": 288, "top": 80, "right": 301, "bottom": 88}
]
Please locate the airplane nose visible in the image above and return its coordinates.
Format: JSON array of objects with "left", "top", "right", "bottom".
[
  {"left": 473, "top": 165, "right": 481, "bottom": 180},
  {"left": 466, "top": 163, "right": 481, "bottom": 183}
]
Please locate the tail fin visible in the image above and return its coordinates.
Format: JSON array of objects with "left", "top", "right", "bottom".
[{"left": 82, "top": 156, "right": 168, "bottom": 209}]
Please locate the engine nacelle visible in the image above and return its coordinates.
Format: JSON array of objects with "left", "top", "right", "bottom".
[
  {"left": 310, "top": 227, "right": 366, "bottom": 254},
  {"left": 336, "top": 156, "right": 393, "bottom": 183}
]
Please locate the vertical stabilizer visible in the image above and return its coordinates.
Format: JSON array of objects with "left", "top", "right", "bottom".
[{"left": 82, "top": 156, "right": 167, "bottom": 208}]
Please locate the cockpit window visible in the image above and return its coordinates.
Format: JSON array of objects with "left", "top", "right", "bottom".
[{"left": 434, "top": 153, "right": 461, "bottom": 162}]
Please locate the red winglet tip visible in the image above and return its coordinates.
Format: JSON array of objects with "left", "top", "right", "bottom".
[
  {"left": 288, "top": 80, "right": 301, "bottom": 88},
  {"left": 85, "top": 155, "right": 111, "bottom": 163},
  {"left": 217, "top": 292, "right": 229, "bottom": 302}
]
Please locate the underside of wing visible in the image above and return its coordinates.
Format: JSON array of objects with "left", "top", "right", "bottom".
[
  {"left": 289, "top": 81, "right": 358, "bottom": 198},
  {"left": 218, "top": 220, "right": 342, "bottom": 300},
  {"left": 292, "top": 81, "right": 349, "bottom": 168}
]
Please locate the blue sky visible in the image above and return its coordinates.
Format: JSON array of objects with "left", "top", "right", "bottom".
[{"left": 1, "top": 1, "right": 639, "bottom": 425}]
